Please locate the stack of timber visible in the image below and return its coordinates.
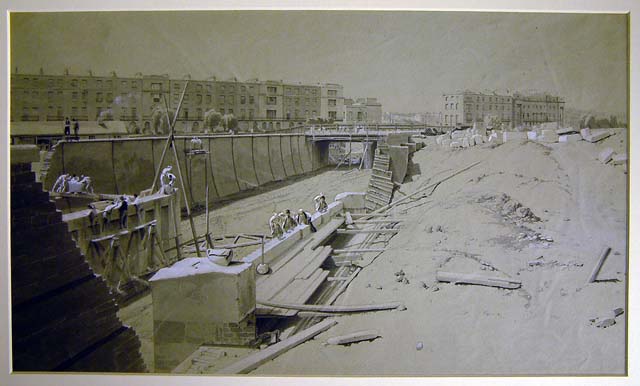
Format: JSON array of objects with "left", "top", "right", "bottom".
[
  {"left": 256, "top": 218, "right": 345, "bottom": 318},
  {"left": 365, "top": 151, "right": 394, "bottom": 211}
]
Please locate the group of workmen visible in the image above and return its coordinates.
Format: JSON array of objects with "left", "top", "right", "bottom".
[
  {"left": 268, "top": 193, "right": 328, "bottom": 239},
  {"left": 87, "top": 193, "right": 144, "bottom": 234},
  {"left": 63, "top": 117, "right": 81, "bottom": 141},
  {"left": 51, "top": 173, "right": 94, "bottom": 194}
]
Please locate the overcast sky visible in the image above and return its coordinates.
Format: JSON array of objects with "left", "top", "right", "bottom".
[{"left": 10, "top": 11, "right": 627, "bottom": 113}]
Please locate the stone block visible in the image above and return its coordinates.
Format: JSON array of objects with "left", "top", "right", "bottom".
[
  {"left": 584, "top": 129, "right": 613, "bottom": 143},
  {"left": 11, "top": 145, "right": 40, "bottom": 164},
  {"left": 527, "top": 131, "right": 538, "bottom": 141},
  {"left": 503, "top": 131, "right": 528, "bottom": 142},
  {"left": 335, "top": 192, "right": 366, "bottom": 211},
  {"left": 558, "top": 133, "right": 582, "bottom": 143},
  {"left": 150, "top": 259, "right": 255, "bottom": 324},
  {"left": 461, "top": 137, "right": 470, "bottom": 148},
  {"left": 451, "top": 130, "right": 466, "bottom": 139},
  {"left": 580, "top": 128, "right": 591, "bottom": 139},
  {"left": 598, "top": 148, "right": 615, "bottom": 164},
  {"left": 612, "top": 153, "right": 627, "bottom": 165}
]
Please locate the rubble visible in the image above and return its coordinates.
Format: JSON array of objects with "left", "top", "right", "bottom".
[{"left": 598, "top": 148, "right": 615, "bottom": 164}]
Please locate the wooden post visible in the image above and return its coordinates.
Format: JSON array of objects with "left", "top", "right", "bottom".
[
  {"left": 588, "top": 246, "right": 612, "bottom": 283},
  {"left": 171, "top": 142, "right": 201, "bottom": 257},
  {"left": 169, "top": 196, "right": 181, "bottom": 260}
]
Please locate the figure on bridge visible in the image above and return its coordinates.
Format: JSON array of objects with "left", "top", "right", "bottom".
[
  {"left": 314, "top": 193, "right": 328, "bottom": 213},
  {"left": 269, "top": 212, "right": 284, "bottom": 239},
  {"left": 281, "top": 209, "right": 297, "bottom": 233},
  {"left": 296, "top": 209, "right": 317, "bottom": 232}
]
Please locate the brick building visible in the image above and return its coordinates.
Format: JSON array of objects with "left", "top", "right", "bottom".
[
  {"left": 440, "top": 90, "right": 565, "bottom": 129},
  {"left": 10, "top": 70, "right": 347, "bottom": 134}
]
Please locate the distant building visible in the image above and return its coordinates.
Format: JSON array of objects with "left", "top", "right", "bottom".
[
  {"left": 440, "top": 90, "right": 564, "bottom": 129},
  {"left": 343, "top": 97, "right": 382, "bottom": 124},
  {"left": 10, "top": 70, "right": 346, "bottom": 135}
]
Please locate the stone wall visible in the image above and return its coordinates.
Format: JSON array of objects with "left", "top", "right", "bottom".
[
  {"left": 11, "top": 161, "right": 146, "bottom": 372},
  {"left": 43, "top": 134, "right": 328, "bottom": 210}
]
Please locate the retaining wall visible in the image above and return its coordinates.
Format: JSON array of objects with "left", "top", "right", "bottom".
[{"left": 44, "top": 134, "right": 327, "bottom": 209}]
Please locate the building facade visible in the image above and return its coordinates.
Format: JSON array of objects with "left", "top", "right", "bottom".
[
  {"left": 440, "top": 90, "right": 564, "bottom": 129},
  {"left": 343, "top": 97, "right": 382, "bottom": 124},
  {"left": 10, "top": 70, "right": 346, "bottom": 134}
]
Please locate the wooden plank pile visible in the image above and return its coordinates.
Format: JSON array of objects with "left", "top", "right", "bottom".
[
  {"left": 256, "top": 218, "right": 345, "bottom": 318},
  {"left": 365, "top": 149, "right": 394, "bottom": 211}
]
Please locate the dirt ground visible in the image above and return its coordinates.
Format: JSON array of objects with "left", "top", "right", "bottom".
[
  {"left": 252, "top": 131, "right": 628, "bottom": 376},
  {"left": 120, "top": 131, "right": 628, "bottom": 376}
]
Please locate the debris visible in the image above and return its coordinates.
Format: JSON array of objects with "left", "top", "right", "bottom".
[
  {"left": 612, "top": 153, "right": 627, "bottom": 165},
  {"left": 419, "top": 281, "right": 428, "bottom": 289},
  {"left": 587, "top": 246, "right": 612, "bottom": 283},
  {"left": 580, "top": 128, "right": 591, "bottom": 139},
  {"left": 416, "top": 341, "right": 424, "bottom": 351},
  {"left": 397, "top": 305, "right": 407, "bottom": 311},
  {"left": 558, "top": 133, "right": 582, "bottom": 143},
  {"left": 375, "top": 284, "right": 383, "bottom": 290},
  {"left": 217, "top": 319, "right": 338, "bottom": 374},
  {"left": 326, "top": 330, "right": 381, "bottom": 346},
  {"left": 436, "top": 271, "right": 522, "bottom": 289},
  {"left": 584, "top": 131, "right": 613, "bottom": 143},
  {"left": 596, "top": 318, "right": 616, "bottom": 328},
  {"left": 613, "top": 308, "right": 625, "bottom": 317},
  {"left": 598, "top": 148, "right": 615, "bottom": 164},
  {"left": 403, "top": 277, "right": 410, "bottom": 285}
]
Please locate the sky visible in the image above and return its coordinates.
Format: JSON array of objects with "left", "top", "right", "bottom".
[{"left": 10, "top": 11, "right": 628, "bottom": 113}]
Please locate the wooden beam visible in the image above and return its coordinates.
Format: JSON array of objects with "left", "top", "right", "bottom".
[
  {"left": 327, "top": 276, "right": 350, "bottom": 282},
  {"left": 436, "top": 271, "right": 521, "bottom": 289},
  {"left": 326, "top": 330, "right": 381, "bottom": 345},
  {"left": 333, "top": 248, "right": 385, "bottom": 254},
  {"left": 352, "top": 219, "right": 403, "bottom": 224},
  {"left": 588, "top": 246, "right": 612, "bottom": 283},
  {"left": 256, "top": 299, "right": 403, "bottom": 313},
  {"left": 217, "top": 319, "right": 338, "bottom": 374},
  {"left": 336, "top": 229, "right": 398, "bottom": 235}
]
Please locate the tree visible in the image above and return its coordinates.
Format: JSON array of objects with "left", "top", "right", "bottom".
[
  {"left": 204, "top": 109, "right": 222, "bottom": 132},
  {"left": 222, "top": 114, "right": 238, "bottom": 134},
  {"left": 151, "top": 106, "right": 176, "bottom": 135}
]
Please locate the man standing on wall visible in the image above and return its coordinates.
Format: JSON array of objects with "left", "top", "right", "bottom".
[
  {"left": 64, "top": 117, "right": 71, "bottom": 139},
  {"left": 73, "top": 118, "right": 80, "bottom": 141}
]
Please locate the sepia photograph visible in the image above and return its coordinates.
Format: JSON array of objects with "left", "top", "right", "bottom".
[{"left": 2, "top": 1, "right": 637, "bottom": 385}]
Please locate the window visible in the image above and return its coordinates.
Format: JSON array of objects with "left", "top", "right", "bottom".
[
  {"left": 71, "top": 107, "right": 78, "bottom": 116},
  {"left": 221, "top": 86, "right": 225, "bottom": 92},
  {"left": 48, "top": 79, "right": 54, "bottom": 87},
  {"left": 240, "top": 109, "right": 245, "bottom": 119},
  {"left": 121, "top": 80, "right": 128, "bottom": 88},
  {"left": 267, "top": 97, "right": 277, "bottom": 105},
  {"left": 72, "top": 92, "right": 78, "bottom": 100},
  {"left": 249, "top": 96, "right": 255, "bottom": 104},
  {"left": 455, "top": 103, "right": 458, "bottom": 110},
  {"left": 106, "top": 80, "right": 113, "bottom": 88},
  {"left": 328, "top": 111, "right": 337, "bottom": 120},
  {"left": 295, "top": 98, "right": 300, "bottom": 106},
  {"left": 328, "top": 89, "right": 337, "bottom": 96},
  {"left": 228, "top": 109, "right": 234, "bottom": 115},
  {"left": 196, "top": 84, "right": 203, "bottom": 92},
  {"left": 106, "top": 93, "right": 113, "bottom": 103},
  {"left": 219, "top": 95, "right": 225, "bottom": 103},
  {"left": 151, "top": 83, "right": 161, "bottom": 91},
  {"left": 328, "top": 99, "right": 336, "bottom": 107},
  {"left": 249, "top": 109, "right": 254, "bottom": 118},
  {"left": 96, "top": 92, "right": 103, "bottom": 102},
  {"left": 48, "top": 91, "right": 54, "bottom": 100},
  {"left": 220, "top": 109, "right": 225, "bottom": 115},
  {"left": 71, "top": 79, "right": 78, "bottom": 87},
  {"left": 132, "top": 107, "right": 137, "bottom": 118},
  {"left": 241, "top": 86, "right": 246, "bottom": 93},
  {"left": 227, "top": 97, "right": 233, "bottom": 105},
  {"left": 196, "top": 94, "right": 202, "bottom": 104},
  {"left": 267, "top": 86, "right": 277, "bottom": 94},
  {"left": 132, "top": 81, "right": 137, "bottom": 89},
  {"left": 152, "top": 93, "right": 160, "bottom": 103},
  {"left": 267, "top": 110, "right": 277, "bottom": 119},
  {"left": 206, "top": 95, "right": 211, "bottom": 104},
  {"left": 241, "top": 95, "right": 246, "bottom": 104}
]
